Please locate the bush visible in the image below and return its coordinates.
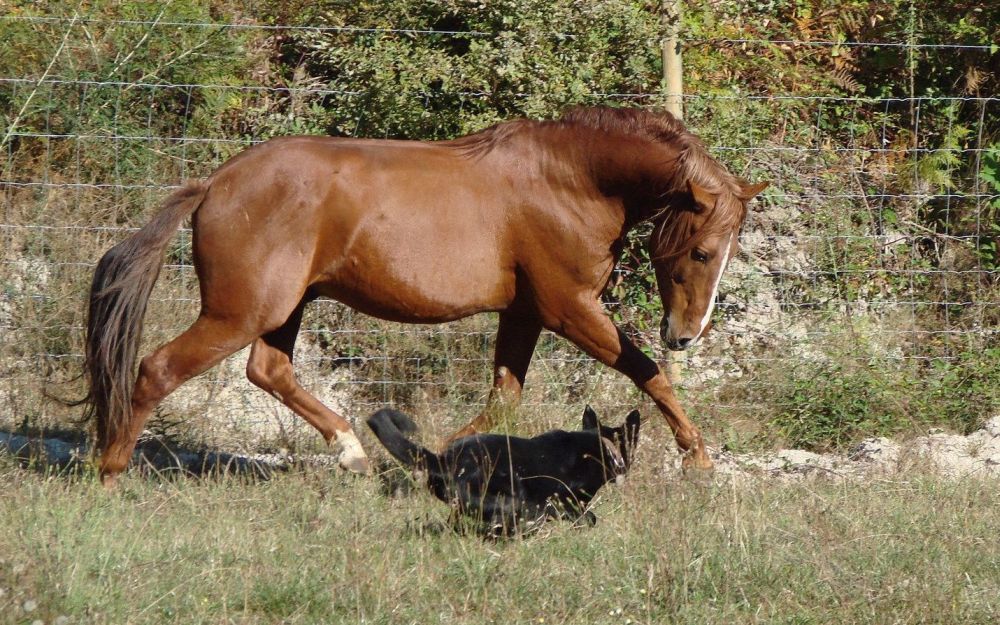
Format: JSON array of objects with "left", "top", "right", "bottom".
[{"left": 763, "top": 338, "right": 999, "bottom": 451}]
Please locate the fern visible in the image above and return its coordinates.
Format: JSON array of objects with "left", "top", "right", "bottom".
[{"left": 831, "top": 68, "right": 862, "bottom": 93}]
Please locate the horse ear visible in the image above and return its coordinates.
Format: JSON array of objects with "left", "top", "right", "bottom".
[
  {"left": 688, "top": 181, "right": 717, "bottom": 211},
  {"left": 737, "top": 180, "right": 769, "bottom": 201},
  {"left": 582, "top": 405, "right": 600, "bottom": 430}
]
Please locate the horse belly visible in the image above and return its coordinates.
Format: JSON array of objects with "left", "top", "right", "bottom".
[
  {"left": 308, "top": 198, "right": 516, "bottom": 322},
  {"left": 200, "top": 136, "right": 517, "bottom": 323},
  {"left": 317, "top": 243, "right": 514, "bottom": 323}
]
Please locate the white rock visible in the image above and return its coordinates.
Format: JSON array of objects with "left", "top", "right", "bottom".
[
  {"left": 982, "top": 416, "right": 1000, "bottom": 438},
  {"left": 851, "top": 437, "right": 900, "bottom": 463}
]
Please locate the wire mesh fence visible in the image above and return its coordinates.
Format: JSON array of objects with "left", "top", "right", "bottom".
[{"left": 1, "top": 5, "right": 997, "bottom": 450}]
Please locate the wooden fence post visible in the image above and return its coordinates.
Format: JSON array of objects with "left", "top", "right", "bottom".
[
  {"left": 662, "top": 0, "right": 686, "bottom": 383},
  {"left": 662, "top": 0, "right": 684, "bottom": 120}
]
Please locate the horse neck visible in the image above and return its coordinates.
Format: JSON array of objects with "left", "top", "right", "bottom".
[
  {"left": 579, "top": 134, "right": 687, "bottom": 226},
  {"left": 479, "top": 125, "right": 683, "bottom": 238}
]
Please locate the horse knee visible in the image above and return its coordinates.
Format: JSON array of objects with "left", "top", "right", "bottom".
[{"left": 245, "top": 357, "right": 268, "bottom": 389}]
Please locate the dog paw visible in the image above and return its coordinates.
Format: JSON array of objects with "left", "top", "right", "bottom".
[{"left": 570, "top": 510, "right": 597, "bottom": 528}]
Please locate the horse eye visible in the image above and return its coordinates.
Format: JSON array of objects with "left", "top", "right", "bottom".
[{"left": 692, "top": 249, "right": 709, "bottom": 263}]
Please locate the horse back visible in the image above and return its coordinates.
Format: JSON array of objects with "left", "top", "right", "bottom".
[
  {"left": 190, "top": 134, "right": 622, "bottom": 324},
  {"left": 192, "top": 136, "right": 521, "bottom": 321}
]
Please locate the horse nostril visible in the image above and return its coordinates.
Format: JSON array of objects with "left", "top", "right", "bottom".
[{"left": 664, "top": 335, "right": 694, "bottom": 351}]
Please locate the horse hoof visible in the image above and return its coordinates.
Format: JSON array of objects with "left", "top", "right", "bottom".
[
  {"left": 339, "top": 453, "right": 371, "bottom": 475},
  {"left": 681, "top": 451, "right": 714, "bottom": 481},
  {"left": 334, "top": 431, "right": 371, "bottom": 475}
]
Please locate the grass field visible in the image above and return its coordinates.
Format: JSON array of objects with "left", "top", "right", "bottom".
[{"left": 2, "top": 450, "right": 999, "bottom": 625}]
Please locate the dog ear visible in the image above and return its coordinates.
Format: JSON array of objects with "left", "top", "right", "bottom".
[
  {"left": 625, "top": 410, "right": 641, "bottom": 446},
  {"left": 582, "top": 405, "right": 600, "bottom": 430}
]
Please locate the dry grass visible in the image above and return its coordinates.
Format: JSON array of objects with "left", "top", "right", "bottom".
[{"left": 1, "top": 450, "right": 998, "bottom": 625}]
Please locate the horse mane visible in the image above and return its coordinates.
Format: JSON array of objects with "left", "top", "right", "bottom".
[
  {"left": 446, "top": 106, "right": 747, "bottom": 259},
  {"left": 443, "top": 118, "right": 534, "bottom": 157},
  {"left": 557, "top": 106, "right": 747, "bottom": 260}
]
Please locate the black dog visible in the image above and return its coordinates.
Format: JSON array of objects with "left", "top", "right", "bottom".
[{"left": 366, "top": 406, "right": 640, "bottom": 536}]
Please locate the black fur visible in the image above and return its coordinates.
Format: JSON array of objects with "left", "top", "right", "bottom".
[{"left": 367, "top": 406, "right": 640, "bottom": 536}]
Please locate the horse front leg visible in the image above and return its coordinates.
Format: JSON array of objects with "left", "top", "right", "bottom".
[
  {"left": 547, "top": 298, "right": 713, "bottom": 472},
  {"left": 446, "top": 311, "right": 542, "bottom": 442}
]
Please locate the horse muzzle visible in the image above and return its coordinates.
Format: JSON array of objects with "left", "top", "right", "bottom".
[{"left": 660, "top": 318, "right": 697, "bottom": 351}]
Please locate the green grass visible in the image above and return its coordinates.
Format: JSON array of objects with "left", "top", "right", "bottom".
[{"left": 2, "top": 453, "right": 999, "bottom": 625}]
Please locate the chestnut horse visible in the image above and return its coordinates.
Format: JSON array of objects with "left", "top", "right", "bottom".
[{"left": 83, "top": 106, "right": 766, "bottom": 485}]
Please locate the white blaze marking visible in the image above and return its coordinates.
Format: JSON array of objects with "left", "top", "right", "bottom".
[{"left": 694, "top": 233, "right": 735, "bottom": 342}]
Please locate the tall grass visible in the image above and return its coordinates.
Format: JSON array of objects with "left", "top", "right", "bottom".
[{"left": 2, "top": 453, "right": 998, "bottom": 624}]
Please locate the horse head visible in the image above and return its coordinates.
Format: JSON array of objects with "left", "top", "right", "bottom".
[{"left": 650, "top": 179, "right": 768, "bottom": 351}]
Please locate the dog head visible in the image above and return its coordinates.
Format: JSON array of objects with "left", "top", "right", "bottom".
[{"left": 581, "top": 405, "right": 641, "bottom": 478}]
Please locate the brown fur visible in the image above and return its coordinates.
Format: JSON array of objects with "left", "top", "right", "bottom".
[{"left": 82, "top": 106, "right": 767, "bottom": 484}]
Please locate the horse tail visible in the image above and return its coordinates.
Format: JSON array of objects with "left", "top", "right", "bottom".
[
  {"left": 366, "top": 408, "right": 442, "bottom": 474},
  {"left": 83, "top": 182, "right": 210, "bottom": 451}
]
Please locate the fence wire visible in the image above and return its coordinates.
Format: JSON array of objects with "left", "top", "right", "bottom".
[{"left": 1, "top": 9, "right": 997, "bottom": 447}]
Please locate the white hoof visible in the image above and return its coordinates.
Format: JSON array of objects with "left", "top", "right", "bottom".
[{"left": 334, "top": 431, "right": 370, "bottom": 474}]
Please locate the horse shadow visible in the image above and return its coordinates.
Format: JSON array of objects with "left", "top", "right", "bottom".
[{"left": 0, "top": 427, "right": 301, "bottom": 481}]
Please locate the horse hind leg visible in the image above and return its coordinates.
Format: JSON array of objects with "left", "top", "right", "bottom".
[
  {"left": 245, "top": 303, "right": 370, "bottom": 474},
  {"left": 99, "top": 315, "right": 256, "bottom": 486}
]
